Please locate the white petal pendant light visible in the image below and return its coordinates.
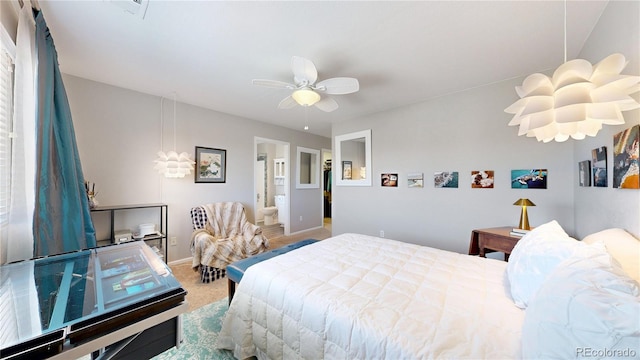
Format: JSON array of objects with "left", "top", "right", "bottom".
[
  {"left": 506, "top": 53, "right": 640, "bottom": 143},
  {"left": 154, "top": 150, "right": 194, "bottom": 178},
  {"left": 505, "top": 1, "right": 639, "bottom": 142},
  {"left": 154, "top": 94, "right": 195, "bottom": 178}
]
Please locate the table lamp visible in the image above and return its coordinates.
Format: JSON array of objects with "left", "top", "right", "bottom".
[{"left": 513, "top": 198, "right": 535, "bottom": 230}]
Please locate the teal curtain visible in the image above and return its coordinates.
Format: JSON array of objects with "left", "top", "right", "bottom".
[{"left": 32, "top": 10, "right": 96, "bottom": 257}]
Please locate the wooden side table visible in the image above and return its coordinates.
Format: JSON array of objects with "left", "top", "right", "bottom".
[{"left": 468, "top": 227, "right": 522, "bottom": 261}]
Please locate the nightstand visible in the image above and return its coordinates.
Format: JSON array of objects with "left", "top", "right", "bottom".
[{"left": 468, "top": 227, "right": 523, "bottom": 261}]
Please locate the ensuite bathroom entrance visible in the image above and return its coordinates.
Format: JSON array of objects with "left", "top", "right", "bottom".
[{"left": 254, "top": 137, "right": 289, "bottom": 237}]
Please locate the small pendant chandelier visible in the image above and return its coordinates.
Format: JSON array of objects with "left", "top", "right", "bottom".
[
  {"left": 154, "top": 93, "right": 195, "bottom": 178},
  {"left": 505, "top": 1, "right": 640, "bottom": 143}
]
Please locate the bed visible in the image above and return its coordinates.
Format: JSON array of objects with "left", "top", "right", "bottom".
[{"left": 216, "top": 222, "right": 640, "bottom": 359}]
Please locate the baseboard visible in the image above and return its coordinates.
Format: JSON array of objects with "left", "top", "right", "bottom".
[
  {"left": 168, "top": 257, "right": 192, "bottom": 266},
  {"left": 287, "top": 225, "right": 324, "bottom": 236}
]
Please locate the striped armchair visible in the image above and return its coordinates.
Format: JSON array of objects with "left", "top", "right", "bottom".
[{"left": 190, "top": 202, "right": 269, "bottom": 283}]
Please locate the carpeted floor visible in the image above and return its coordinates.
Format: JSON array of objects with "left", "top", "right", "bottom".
[
  {"left": 260, "top": 223, "right": 285, "bottom": 239},
  {"left": 154, "top": 223, "right": 332, "bottom": 359},
  {"left": 170, "top": 223, "right": 332, "bottom": 312},
  {"left": 151, "top": 297, "right": 235, "bottom": 360}
]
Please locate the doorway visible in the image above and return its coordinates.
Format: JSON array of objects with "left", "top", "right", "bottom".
[
  {"left": 254, "top": 137, "right": 290, "bottom": 236},
  {"left": 321, "top": 148, "right": 332, "bottom": 232},
  {"left": 255, "top": 153, "right": 267, "bottom": 222}
]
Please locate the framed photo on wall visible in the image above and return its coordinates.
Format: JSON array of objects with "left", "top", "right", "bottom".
[
  {"left": 579, "top": 160, "right": 591, "bottom": 187},
  {"left": 510, "top": 169, "right": 547, "bottom": 189},
  {"left": 195, "top": 146, "right": 226, "bottom": 183},
  {"left": 381, "top": 173, "right": 398, "bottom": 187},
  {"left": 471, "top": 170, "right": 494, "bottom": 188},
  {"left": 434, "top": 171, "right": 459, "bottom": 188},
  {"left": 592, "top": 146, "right": 607, "bottom": 187},
  {"left": 342, "top": 161, "right": 352, "bottom": 180},
  {"left": 613, "top": 125, "right": 639, "bottom": 189},
  {"left": 407, "top": 172, "right": 423, "bottom": 188}
]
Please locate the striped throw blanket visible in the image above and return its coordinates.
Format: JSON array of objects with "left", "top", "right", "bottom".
[{"left": 191, "top": 202, "right": 269, "bottom": 271}]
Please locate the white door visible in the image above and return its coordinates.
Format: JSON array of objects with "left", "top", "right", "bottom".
[{"left": 255, "top": 159, "right": 265, "bottom": 222}]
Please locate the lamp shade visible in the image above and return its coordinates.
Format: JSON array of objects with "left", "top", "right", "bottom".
[
  {"left": 292, "top": 87, "right": 321, "bottom": 106},
  {"left": 154, "top": 150, "right": 195, "bottom": 178},
  {"left": 513, "top": 198, "right": 536, "bottom": 207},
  {"left": 505, "top": 53, "right": 640, "bottom": 142},
  {"left": 156, "top": 94, "right": 194, "bottom": 178}
]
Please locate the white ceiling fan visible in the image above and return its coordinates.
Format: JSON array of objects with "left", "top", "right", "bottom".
[{"left": 253, "top": 56, "right": 359, "bottom": 112}]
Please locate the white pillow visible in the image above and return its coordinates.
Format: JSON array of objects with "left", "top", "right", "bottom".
[
  {"left": 583, "top": 228, "right": 640, "bottom": 283},
  {"left": 507, "top": 220, "right": 582, "bottom": 309},
  {"left": 522, "top": 251, "right": 640, "bottom": 359}
]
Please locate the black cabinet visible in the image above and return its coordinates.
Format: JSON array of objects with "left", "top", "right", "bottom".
[{"left": 90, "top": 203, "right": 168, "bottom": 262}]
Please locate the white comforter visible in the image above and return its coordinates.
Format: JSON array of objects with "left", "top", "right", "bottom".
[{"left": 216, "top": 233, "right": 524, "bottom": 359}]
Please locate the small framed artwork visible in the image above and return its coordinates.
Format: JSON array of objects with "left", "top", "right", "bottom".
[
  {"left": 579, "top": 160, "right": 591, "bottom": 187},
  {"left": 592, "top": 146, "right": 607, "bottom": 187},
  {"left": 471, "top": 170, "right": 494, "bottom": 188},
  {"left": 511, "top": 169, "right": 547, "bottom": 189},
  {"left": 407, "top": 173, "right": 423, "bottom": 188},
  {"left": 195, "top": 146, "right": 226, "bottom": 183},
  {"left": 434, "top": 171, "right": 459, "bottom": 188},
  {"left": 381, "top": 173, "right": 398, "bottom": 187},
  {"left": 342, "top": 161, "right": 352, "bottom": 180},
  {"left": 613, "top": 124, "right": 639, "bottom": 189}
]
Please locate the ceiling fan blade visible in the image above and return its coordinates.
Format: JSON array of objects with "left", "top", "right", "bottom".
[
  {"left": 252, "top": 79, "right": 295, "bottom": 89},
  {"left": 314, "top": 97, "right": 339, "bottom": 112},
  {"left": 292, "top": 56, "right": 318, "bottom": 86},
  {"left": 315, "top": 77, "right": 360, "bottom": 95},
  {"left": 278, "top": 95, "right": 298, "bottom": 109}
]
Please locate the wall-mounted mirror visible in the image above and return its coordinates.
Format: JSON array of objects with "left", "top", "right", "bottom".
[
  {"left": 296, "top": 147, "right": 320, "bottom": 189},
  {"left": 335, "top": 129, "right": 372, "bottom": 186}
]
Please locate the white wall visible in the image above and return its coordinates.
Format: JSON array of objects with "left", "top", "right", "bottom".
[
  {"left": 0, "top": 2, "right": 17, "bottom": 41},
  {"left": 332, "top": 78, "right": 575, "bottom": 253},
  {"left": 331, "top": 0, "right": 640, "bottom": 249},
  {"left": 572, "top": 0, "right": 640, "bottom": 239},
  {"left": 64, "top": 75, "right": 330, "bottom": 262}
]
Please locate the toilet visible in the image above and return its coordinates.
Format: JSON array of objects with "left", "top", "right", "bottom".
[{"left": 262, "top": 206, "right": 278, "bottom": 225}]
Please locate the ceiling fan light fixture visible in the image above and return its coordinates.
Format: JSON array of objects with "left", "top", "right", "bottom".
[
  {"left": 254, "top": 56, "right": 359, "bottom": 112},
  {"left": 292, "top": 87, "right": 321, "bottom": 106}
]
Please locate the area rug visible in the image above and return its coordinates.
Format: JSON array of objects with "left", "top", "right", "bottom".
[{"left": 152, "top": 298, "right": 235, "bottom": 360}]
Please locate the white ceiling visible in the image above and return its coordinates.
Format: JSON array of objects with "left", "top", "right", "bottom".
[{"left": 37, "top": 0, "right": 609, "bottom": 138}]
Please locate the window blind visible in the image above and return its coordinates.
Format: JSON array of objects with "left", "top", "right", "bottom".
[{"left": 0, "top": 33, "right": 15, "bottom": 245}]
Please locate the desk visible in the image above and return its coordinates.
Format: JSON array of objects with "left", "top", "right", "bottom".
[
  {"left": 0, "top": 241, "right": 186, "bottom": 360},
  {"left": 468, "top": 227, "right": 522, "bottom": 261}
]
